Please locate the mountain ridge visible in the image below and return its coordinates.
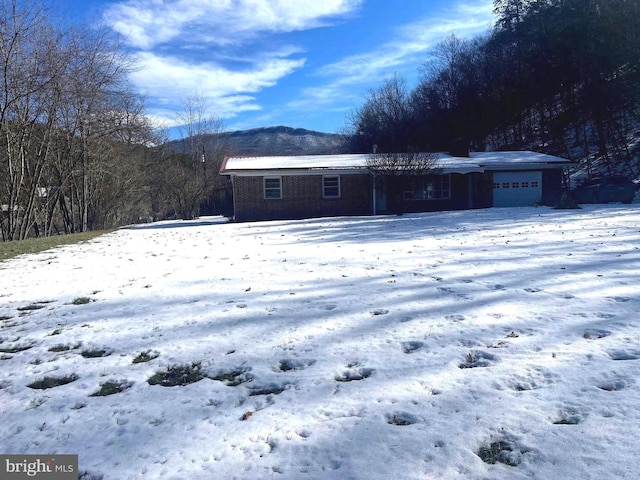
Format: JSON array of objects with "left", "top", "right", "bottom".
[{"left": 173, "top": 125, "right": 347, "bottom": 156}]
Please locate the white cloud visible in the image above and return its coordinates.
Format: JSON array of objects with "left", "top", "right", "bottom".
[
  {"left": 285, "top": 85, "right": 359, "bottom": 112},
  {"left": 104, "top": 0, "right": 363, "bottom": 49},
  {"left": 319, "top": 0, "right": 494, "bottom": 83},
  {"left": 101, "top": 0, "right": 494, "bottom": 130},
  {"left": 132, "top": 52, "right": 306, "bottom": 125},
  {"left": 102, "top": 0, "right": 361, "bottom": 127},
  {"left": 285, "top": 0, "right": 494, "bottom": 122}
]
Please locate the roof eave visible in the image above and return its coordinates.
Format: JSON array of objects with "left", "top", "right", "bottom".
[
  {"left": 480, "top": 162, "right": 574, "bottom": 170},
  {"left": 221, "top": 167, "right": 371, "bottom": 176}
]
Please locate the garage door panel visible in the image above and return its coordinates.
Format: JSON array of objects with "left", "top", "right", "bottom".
[{"left": 493, "top": 171, "right": 542, "bottom": 207}]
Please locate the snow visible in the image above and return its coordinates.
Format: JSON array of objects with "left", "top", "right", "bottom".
[
  {"left": 1, "top": 205, "right": 639, "bottom": 480},
  {"left": 221, "top": 151, "right": 572, "bottom": 173},
  {"left": 223, "top": 153, "right": 372, "bottom": 171}
]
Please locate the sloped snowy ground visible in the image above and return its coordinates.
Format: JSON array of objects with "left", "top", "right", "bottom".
[{"left": 0, "top": 205, "right": 639, "bottom": 480}]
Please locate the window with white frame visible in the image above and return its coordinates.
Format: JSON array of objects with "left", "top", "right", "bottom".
[
  {"left": 263, "top": 177, "right": 282, "bottom": 199},
  {"left": 405, "top": 174, "right": 451, "bottom": 200},
  {"left": 322, "top": 175, "right": 340, "bottom": 198}
]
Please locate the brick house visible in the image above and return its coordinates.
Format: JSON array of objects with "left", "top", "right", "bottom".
[{"left": 220, "top": 151, "right": 573, "bottom": 221}]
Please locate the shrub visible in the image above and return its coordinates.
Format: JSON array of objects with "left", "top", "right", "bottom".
[{"left": 554, "top": 193, "right": 581, "bottom": 209}]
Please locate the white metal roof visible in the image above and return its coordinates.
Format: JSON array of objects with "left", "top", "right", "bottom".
[{"left": 221, "top": 151, "right": 572, "bottom": 174}]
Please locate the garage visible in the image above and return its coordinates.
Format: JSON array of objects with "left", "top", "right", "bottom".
[{"left": 493, "top": 171, "right": 543, "bottom": 207}]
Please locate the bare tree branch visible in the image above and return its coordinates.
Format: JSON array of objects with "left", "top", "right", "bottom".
[{"left": 366, "top": 151, "right": 441, "bottom": 176}]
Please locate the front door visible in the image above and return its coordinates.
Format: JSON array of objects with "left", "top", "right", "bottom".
[{"left": 375, "top": 177, "right": 387, "bottom": 213}]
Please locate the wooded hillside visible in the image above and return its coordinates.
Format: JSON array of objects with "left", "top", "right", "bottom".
[{"left": 347, "top": 0, "right": 640, "bottom": 179}]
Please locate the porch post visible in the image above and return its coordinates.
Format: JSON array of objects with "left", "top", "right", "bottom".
[{"left": 372, "top": 173, "right": 377, "bottom": 215}]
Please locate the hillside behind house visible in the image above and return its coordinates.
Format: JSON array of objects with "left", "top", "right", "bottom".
[
  {"left": 346, "top": 0, "right": 640, "bottom": 186},
  {"left": 171, "top": 126, "right": 347, "bottom": 157},
  {"left": 227, "top": 126, "right": 347, "bottom": 155}
]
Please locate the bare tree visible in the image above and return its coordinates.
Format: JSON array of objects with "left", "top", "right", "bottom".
[
  {"left": 0, "top": 0, "right": 150, "bottom": 239},
  {"left": 366, "top": 151, "right": 439, "bottom": 176},
  {"left": 152, "top": 94, "right": 231, "bottom": 220},
  {"left": 0, "top": 0, "right": 64, "bottom": 240},
  {"left": 345, "top": 75, "right": 413, "bottom": 154},
  {"left": 61, "top": 25, "right": 139, "bottom": 232},
  {"left": 367, "top": 151, "right": 440, "bottom": 215}
]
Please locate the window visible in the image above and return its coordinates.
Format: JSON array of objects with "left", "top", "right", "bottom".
[
  {"left": 406, "top": 174, "right": 451, "bottom": 200},
  {"left": 323, "top": 175, "right": 340, "bottom": 198},
  {"left": 502, "top": 182, "right": 510, "bottom": 188},
  {"left": 531, "top": 181, "right": 539, "bottom": 188},
  {"left": 522, "top": 181, "right": 529, "bottom": 188},
  {"left": 263, "top": 177, "right": 282, "bottom": 199},
  {"left": 493, "top": 183, "right": 500, "bottom": 189},
  {"left": 512, "top": 182, "right": 520, "bottom": 188}
]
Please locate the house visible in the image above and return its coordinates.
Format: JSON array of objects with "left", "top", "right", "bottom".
[{"left": 220, "top": 151, "right": 574, "bottom": 222}]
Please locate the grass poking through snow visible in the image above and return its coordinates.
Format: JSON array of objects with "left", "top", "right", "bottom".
[
  {"left": 27, "top": 374, "right": 78, "bottom": 390},
  {"left": 90, "top": 380, "right": 132, "bottom": 397},
  {"left": 147, "top": 362, "right": 206, "bottom": 387}
]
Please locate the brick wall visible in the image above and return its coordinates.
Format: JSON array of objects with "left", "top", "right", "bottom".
[
  {"left": 233, "top": 174, "right": 373, "bottom": 221},
  {"left": 231, "top": 169, "right": 566, "bottom": 220}
]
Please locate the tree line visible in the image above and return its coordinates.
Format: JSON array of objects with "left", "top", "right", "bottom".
[
  {"left": 0, "top": 0, "right": 231, "bottom": 241},
  {"left": 346, "top": 0, "right": 640, "bottom": 179}
]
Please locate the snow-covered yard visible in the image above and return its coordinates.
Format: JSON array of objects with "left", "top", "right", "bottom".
[{"left": 1, "top": 205, "right": 639, "bottom": 480}]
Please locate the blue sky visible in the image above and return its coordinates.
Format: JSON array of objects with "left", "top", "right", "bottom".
[{"left": 64, "top": 0, "right": 495, "bottom": 134}]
